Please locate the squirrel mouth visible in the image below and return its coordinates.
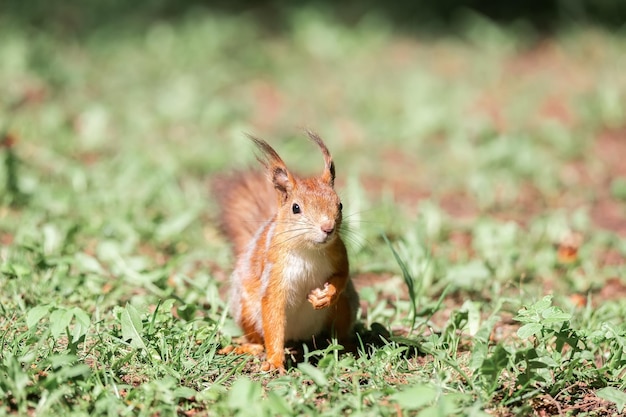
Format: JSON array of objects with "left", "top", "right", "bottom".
[{"left": 314, "top": 231, "right": 336, "bottom": 245}]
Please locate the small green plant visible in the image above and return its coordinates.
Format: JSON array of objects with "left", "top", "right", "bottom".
[
  {"left": 514, "top": 295, "right": 572, "bottom": 340},
  {"left": 27, "top": 304, "right": 91, "bottom": 345}
]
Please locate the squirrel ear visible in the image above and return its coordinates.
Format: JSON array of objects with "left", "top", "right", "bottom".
[
  {"left": 271, "top": 166, "right": 293, "bottom": 196},
  {"left": 248, "top": 135, "right": 294, "bottom": 197},
  {"left": 306, "top": 130, "right": 335, "bottom": 187}
]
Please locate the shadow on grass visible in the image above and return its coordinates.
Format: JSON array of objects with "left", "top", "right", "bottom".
[{"left": 283, "top": 321, "right": 423, "bottom": 370}]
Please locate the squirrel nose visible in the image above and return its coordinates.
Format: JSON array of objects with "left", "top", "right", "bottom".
[{"left": 320, "top": 222, "right": 335, "bottom": 236}]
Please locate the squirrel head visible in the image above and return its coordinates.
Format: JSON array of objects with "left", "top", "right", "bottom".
[{"left": 250, "top": 131, "right": 343, "bottom": 248}]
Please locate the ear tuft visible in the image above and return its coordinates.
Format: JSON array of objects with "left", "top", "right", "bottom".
[
  {"left": 248, "top": 134, "right": 294, "bottom": 199},
  {"left": 305, "top": 130, "right": 335, "bottom": 187}
]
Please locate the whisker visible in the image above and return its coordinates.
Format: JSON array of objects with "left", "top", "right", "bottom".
[
  {"left": 341, "top": 230, "right": 375, "bottom": 252},
  {"left": 272, "top": 227, "right": 314, "bottom": 238},
  {"left": 234, "top": 212, "right": 376, "bottom": 251},
  {"left": 269, "top": 231, "right": 311, "bottom": 249},
  {"left": 343, "top": 207, "right": 383, "bottom": 216},
  {"left": 339, "top": 221, "right": 378, "bottom": 249},
  {"left": 239, "top": 219, "right": 299, "bottom": 226},
  {"left": 342, "top": 214, "right": 384, "bottom": 226}
]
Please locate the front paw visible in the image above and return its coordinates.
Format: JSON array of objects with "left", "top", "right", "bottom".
[{"left": 307, "top": 283, "right": 337, "bottom": 309}]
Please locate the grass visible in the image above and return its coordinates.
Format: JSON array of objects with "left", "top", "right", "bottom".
[{"left": 1, "top": 8, "right": 626, "bottom": 416}]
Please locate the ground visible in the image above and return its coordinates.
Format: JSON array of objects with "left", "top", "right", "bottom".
[{"left": 0, "top": 10, "right": 625, "bottom": 417}]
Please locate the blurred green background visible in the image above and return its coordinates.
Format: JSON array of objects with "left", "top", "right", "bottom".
[
  {"left": 3, "top": 0, "right": 626, "bottom": 35},
  {"left": 2, "top": 0, "right": 625, "bottom": 289},
  {"left": 1, "top": 2, "right": 626, "bottom": 415}
]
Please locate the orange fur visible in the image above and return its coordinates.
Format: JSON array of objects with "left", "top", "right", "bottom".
[{"left": 215, "top": 132, "right": 359, "bottom": 370}]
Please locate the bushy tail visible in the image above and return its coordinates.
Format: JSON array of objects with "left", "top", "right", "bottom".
[{"left": 213, "top": 171, "right": 277, "bottom": 256}]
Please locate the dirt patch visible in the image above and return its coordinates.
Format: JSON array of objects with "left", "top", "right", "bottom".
[
  {"left": 589, "top": 127, "right": 626, "bottom": 236},
  {"left": 594, "top": 127, "right": 626, "bottom": 178}
]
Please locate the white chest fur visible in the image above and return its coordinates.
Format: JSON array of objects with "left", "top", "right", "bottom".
[{"left": 281, "top": 248, "right": 333, "bottom": 341}]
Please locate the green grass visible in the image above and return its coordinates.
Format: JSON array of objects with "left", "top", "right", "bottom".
[{"left": 1, "top": 9, "right": 626, "bottom": 416}]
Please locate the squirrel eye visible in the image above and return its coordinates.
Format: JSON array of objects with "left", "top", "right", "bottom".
[
  {"left": 339, "top": 202, "right": 343, "bottom": 211},
  {"left": 292, "top": 203, "right": 301, "bottom": 214}
]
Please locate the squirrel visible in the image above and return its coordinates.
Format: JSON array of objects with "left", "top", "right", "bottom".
[{"left": 215, "top": 131, "right": 359, "bottom": 371}]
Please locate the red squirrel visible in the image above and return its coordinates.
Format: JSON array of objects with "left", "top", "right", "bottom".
[{"left": 215, "top": 132, "right": 359, "bottom": 371}]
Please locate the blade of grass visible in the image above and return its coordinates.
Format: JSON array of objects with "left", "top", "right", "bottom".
[{"left": 383, "top": 233, "right": 417, "bottom": 334}]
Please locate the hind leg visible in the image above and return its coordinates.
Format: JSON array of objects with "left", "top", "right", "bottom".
[
  {"left": 219, "top": 296, "right": 265, "bottom": 357},
  {"left": 230, "top": 315, "right": 265, "bottom": 356},
  {"left": 218, "top": 342, "right": 264, "bottom": 356}
]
